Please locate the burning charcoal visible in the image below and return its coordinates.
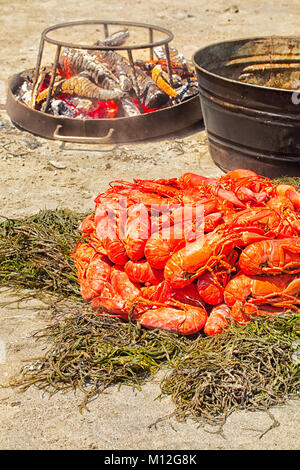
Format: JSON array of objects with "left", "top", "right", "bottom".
[
  {"left": 169, "top": 73, "right": 183, "bottom": 88},
  {"left": 154, "top": 45, "right": 188, "bottom": 69},
  {"left": 153, "top": 46, "right": 195, "bottom": 80},
  {"left": 99, "top": 29, "right": 130, "bottom": 47},
  {"left": 120, "top": 98, "right": 141, "bottom": 117},
  {"left": 176, "top": 81, "right": 198, "bottom": 101},
  {"left": 13, "top": 20, "right": 198, "bottom": 124},
  {"left": 133, "top": 60, "right": 154, "bottom": 74},
  {"left": 61, "top": 45, "right": 169, "bottom": 109},
  {"left": 85, "top": 100, "right": 120, "bottom": 119},
  {"left": 169, "top": 47, "right": 190, "bottom": 71},
  {"left": 115, "top": 65, "right": 133, "bottom": 92},
  {"left": 60, "top": 48, "right": 121, "bottom": 92},
  {"left": 142, "top": 87, "right": 168, "bottom": 108},
  {"left": 135, "top": 60, "right": 182, "bottom": 88},
  {"left": 90, "top": 48, "right": 169, "bottom": 108},
  {"left": 30, "top": 65, "right": 53, "bottom": 109}
]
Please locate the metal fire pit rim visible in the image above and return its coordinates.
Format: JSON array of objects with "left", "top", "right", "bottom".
[
  {"left": 192, "top": 34, "right": 300, "bottom": 95},
  {"left": 8, "top": 69, "right": 199, "bottom": 123},
  {"left": 6, "top": 69, "right": 203, "bottom": 144},
  {"left": 42, "top": 19, "right": 174, "bottom": 51}
]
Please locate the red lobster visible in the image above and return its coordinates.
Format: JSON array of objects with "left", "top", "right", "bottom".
[
  {"left": 239, "top": 238, "right": 300, "bottom": 275},
  {"left": 224, "top": 273, "right": 300, "bottom": 324}
]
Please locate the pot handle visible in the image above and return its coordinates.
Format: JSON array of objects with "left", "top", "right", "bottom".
[{"left": 53, "top": 124, "right": 114, "bottom": 143}]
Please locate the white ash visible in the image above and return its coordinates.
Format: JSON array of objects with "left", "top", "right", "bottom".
[
  {"left": 50, "top": 99, "right": 75, "bottom": 117},
  {"left": 17, "top": 81, "right": 32, "bottom": 106},
  {"left": 171, "top": 73, "right": 183, "bottom": 87},
  {"left": 153, "top": 46, "right": 166, "bottom": 61},
  {"left": 176, "top": 81, "right": 198, "bottom": 100},
  {"left": 71, "top": 97, "right": 93, "bottom": 109}
]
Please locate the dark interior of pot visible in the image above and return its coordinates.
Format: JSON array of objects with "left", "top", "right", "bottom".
[{"left": 196, "top": 36, "right": 300, "bottom": 90}]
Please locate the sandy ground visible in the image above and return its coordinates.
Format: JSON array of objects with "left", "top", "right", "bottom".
[{"left": 0, "top": 0, "right": 300, "bottom": 451}]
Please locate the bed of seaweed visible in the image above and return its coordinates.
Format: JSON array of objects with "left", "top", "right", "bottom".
[{"left": 0, "top": 177, "right": 299, "bottom": 427}]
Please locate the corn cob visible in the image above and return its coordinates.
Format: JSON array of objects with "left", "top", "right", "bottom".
[{"left": 151, "top": 65, "right": 178, "bottom": 98}]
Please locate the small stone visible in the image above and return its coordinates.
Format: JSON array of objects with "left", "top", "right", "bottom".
[
  {"left": 0, "top": 121, "right": 12, "bottom": 131},
  {"left": 224, "top": 5, "right": 239, "bottom": 13},
  {"left": 25, "top": 139, "right": 41, "bottom": 150}
]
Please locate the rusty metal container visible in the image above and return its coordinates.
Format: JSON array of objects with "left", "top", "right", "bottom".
[
  {"left": 193, "top": 36, "right": 300, "bottom": 177},
  {"left": 7, "top": 70, "right": 201, "bottom": 144}
]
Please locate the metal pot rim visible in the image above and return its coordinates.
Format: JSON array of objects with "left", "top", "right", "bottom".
[
  {"left": 192, "top": 34, "right": 300, "bottom": 94},
  {"left": 8, "top": 69, "right": 198, "bottom": 123}
]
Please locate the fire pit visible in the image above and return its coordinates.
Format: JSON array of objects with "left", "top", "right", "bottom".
[
  {"left": 6, "top": 20, "right": 202, "bottom": 144},
  {"left": 193, "top": 36, "right": 300, "bottom": 177}
]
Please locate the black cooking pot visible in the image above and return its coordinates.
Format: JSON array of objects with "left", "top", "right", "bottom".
[{"left": 193, "top": 36, "right": 300, "bottom": 177}]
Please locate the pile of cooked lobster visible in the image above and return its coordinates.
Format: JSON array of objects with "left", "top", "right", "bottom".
[{"left": 72, "top": 169, "right": 300, "bottom": 336}]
